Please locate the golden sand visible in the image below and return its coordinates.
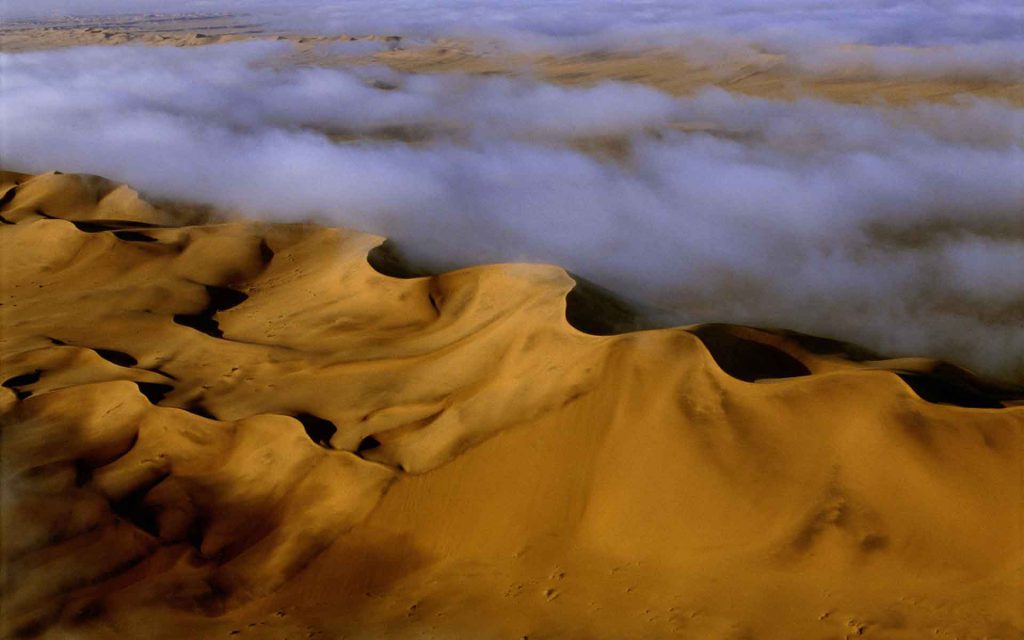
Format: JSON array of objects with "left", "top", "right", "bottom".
[{"left": 1, "top": 170, "right": 1021, "bottom": 638}]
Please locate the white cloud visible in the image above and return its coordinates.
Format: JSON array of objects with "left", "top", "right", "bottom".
[
  {"left": 1, "top": 42, "right": 1022, "bottom": 380},
  {"left": 5, "top": 0, "right": 1024, "bottom": 48},
  {"left": 786, "top": 41, "right": 1024, "bottom": 81}
]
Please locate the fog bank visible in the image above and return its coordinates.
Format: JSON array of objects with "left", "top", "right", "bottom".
[
  {"left": 7, "top": 0, "right": 1024, "bottom": 48},
  {"left": 2, "top": 42, "right": 1022, "bottom": 379}
]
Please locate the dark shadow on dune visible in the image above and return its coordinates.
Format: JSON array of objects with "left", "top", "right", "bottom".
[
  {"left": 173, "top": 285, "right": 249, "bottom": 339},
  {"left": 258, "top": 239, "right": 274, "bottom": 265},
  {"left": 928, "top": 362, "right": 1024, "bottom": 403},
  {"left": 64, "top": 599, "right": 107, "bottom": 628},
  {"left": 3, "top": 369, "right": 42, "bottom": 400},
  {"left": 135, "top": 382, "right": 174, "bottom": 404},
  {"left": 205, "top": 286, "right": 249, "bottom": 312},
  {"left": 172, "top": 312, "right": 223, "bottom": 338},
  {"left": 689, "top": 324, "right": 812, "bottom": 382},
  {"left": 112, "top": 230, "right": 157, "bottom": 243},
  {"left": 366, "top": 240, "right": 433, "bottom": 279},
  {"left": 564, "top": 273, "right": 642, "bottom": 335},
  {"left": 0, "top": 186, "right": 17, "bottom": 210},
  {"left": 295, "top": 412, "right": 338, "bottom": 448},
  {"left": 148, "top": 367, "right": 178, "bottom": 381},
  {"left": 184, "top": 402, "right": 217, "bottom": 420},
  {"left": 93, "top": 348, "right": 138, "bottom": 368},
  {"left": 356, "top": 435, "right": 381, "bottom": 454},
  {"left": 73, "top": 460, "right": 93, "bottom": 487},
  {"left": 69, "top": 219, "right": 164, "bottom": 233},
  {"left": 3, "top": 369, "right": 42, "bottom": 389},
  {"left": 10, "top": 616, "right": 48, "bottom": 639},
  {"left": 896, "top": 371, "right": 1017, "bottom": 409},
  {"left": 110, "top": 471, "right": 170, "bottom": 537}
]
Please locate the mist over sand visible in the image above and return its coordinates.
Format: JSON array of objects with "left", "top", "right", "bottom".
[
  {"left": 2, "top": 4, "right": 1023, "bottom": 639},
  {"left": 2, "top": 40, "right": 1022, "bottom": 379},
  {"left": 7, "top": 0, "right": 1024, "bottom": 46}
]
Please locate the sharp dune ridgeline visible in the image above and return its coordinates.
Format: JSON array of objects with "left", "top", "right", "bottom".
[{"left": 1, "top": 170, "right": 1022, "bottom": 638}]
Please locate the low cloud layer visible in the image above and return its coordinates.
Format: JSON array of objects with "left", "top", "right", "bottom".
[
  {"left": 7, "top": 0, "right": 1024, "bottom": 49},
  {"left": 2, "top": 42, "right": 1022, "bottom": 379}
]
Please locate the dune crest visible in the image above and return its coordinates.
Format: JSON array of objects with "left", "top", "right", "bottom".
[{"left": 1, "top": 171, "right": 1021, "bottom": 638}]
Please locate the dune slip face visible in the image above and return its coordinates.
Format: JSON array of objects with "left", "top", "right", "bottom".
[{"left": 0, "top": 170, "right": 1022, "bottom": 639}]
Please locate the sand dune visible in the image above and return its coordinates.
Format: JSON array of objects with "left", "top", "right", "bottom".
[
  {"left": 3, "top": 17, "right": 1022, "bottom": 107},
  {"left": 1, "top": 171, "right": 1021, "bottom": 638}
]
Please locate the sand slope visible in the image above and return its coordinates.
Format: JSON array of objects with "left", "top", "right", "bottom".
[{"left": 1, "top": 171, "right": 1022, "bottom": 639}]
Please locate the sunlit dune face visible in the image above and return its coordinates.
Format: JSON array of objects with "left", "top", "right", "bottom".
[{"left": 1, "top": 168, "right": 1021, "bottom": 639}]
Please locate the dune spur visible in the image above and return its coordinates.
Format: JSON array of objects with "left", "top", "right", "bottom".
[{"left": 1, "top": 170, "right": 1021, "bottom": 639}]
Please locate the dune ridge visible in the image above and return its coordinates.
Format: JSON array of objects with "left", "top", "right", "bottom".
[{"left": 1, "top": 170, "right": 1022, "bottom": 638}]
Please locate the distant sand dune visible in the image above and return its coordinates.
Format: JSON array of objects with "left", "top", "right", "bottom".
[
  {"left": 3, "top": 17, "right": 1022, "bottom": 107},
  {"left": 1, "top": 170, "right": 1021, "bottom": 638}
]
